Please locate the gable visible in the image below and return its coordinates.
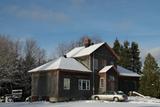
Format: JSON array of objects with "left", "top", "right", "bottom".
[
  {"left": 93, "top": 44, "right": 119, "bottom": 64},
  {"left": 103, "top": 43, "right": 119, "bottom": 60}
]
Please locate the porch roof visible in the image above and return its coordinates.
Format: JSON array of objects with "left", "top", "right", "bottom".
[
  {"left": 28, "top": 57, "right": 91, "bottom": 73},
  {"left": 99, "top": 65, "right": 140, "bottom": 77},
  {"left": 99, "top": 65, "right": 114, "bottom": 73},
  {"left": 117, "top": 66, "right": 140, "bottom": 77}
]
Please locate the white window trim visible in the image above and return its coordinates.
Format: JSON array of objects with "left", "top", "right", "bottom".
[
  {"left": 108, "top": 75, "right": 115, "bottom": 81},
  {"left": 78, "top": 79, "right": 90, "bottom": 90},
  {"left": 64, "top": 78, "right": 70, "bottom": 90}
]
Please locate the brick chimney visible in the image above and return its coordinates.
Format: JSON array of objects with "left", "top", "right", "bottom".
[{"left": 83, "top": 37, "right": 91, "bottom": 47}]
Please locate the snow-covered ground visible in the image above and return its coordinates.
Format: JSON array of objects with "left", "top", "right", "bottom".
[{"left": 0, "top": 97, "right": 160, "bottom": 107}]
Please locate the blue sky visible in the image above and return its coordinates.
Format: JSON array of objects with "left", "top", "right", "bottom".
[{"left": 1, "top": 0, "right": 160, "bottom": 62}]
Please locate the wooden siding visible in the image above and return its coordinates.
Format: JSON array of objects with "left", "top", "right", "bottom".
[
  {"left": 76, "top": 44, "right": 117, "bottom": 73},
  {"left": 106, "top": 68, "right": 118, "bottom": 91},
  {"left": 91, "top": 45, "right": 116, "bottom": 72},
  {"left": 58, "top": 70, "right": 93, "bottom": 100},
  {"left": 31, "top": 70, "right": 59, "bottom": 98},
  {"left": 99, "top": 72, "right": 106, "bottom": 94},
  {"left": 99, "top": 67, "right": 118, "bottom": 94},
  {"left": 118, "top": 76, "right": 139, "bottom": 94},
  {"left": 31, "top": 70, "right": 93, "bottom": 101},
  {"left": 89, "top": 45, "right": 117, "bottom": 94}
]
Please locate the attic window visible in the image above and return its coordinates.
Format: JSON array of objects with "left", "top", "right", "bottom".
[{"left": 94, "top": 58, "right": 98, "bottom": 70}]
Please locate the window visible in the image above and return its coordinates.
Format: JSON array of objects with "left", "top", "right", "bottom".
[
  {"left": 64, "top": 78, "right": 70, "bottom": 90},
  {"left": 108, "top": 75, "right": 115, "bottom": 81},
  {"left": 100, "top": 78, "right": 104, "bottom": 88},
  {"left": 110, "top": 61, "right": 114, "bottom": 65},
  {"left": 78, "top": 79, "right": 90, "bottom": 90},
  {"left": 94, "top": 58, "right": 98, "bottom": 70},
  {"left": 102, "top": 60, "right": 107, "bottom": 67}
]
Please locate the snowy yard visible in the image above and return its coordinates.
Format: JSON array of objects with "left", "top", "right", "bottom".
[{"left": 0, "top": 97, "right": 160, "bottom": 107}]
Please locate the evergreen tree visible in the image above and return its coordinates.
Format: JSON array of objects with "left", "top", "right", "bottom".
[
  {"left": 139, "top": 53, "right": 160, "bottom": 98},
  {"left": 113, "top": 39, "right": 142, "bottom": 73},
  {"left": 120, "top": 41, "right": 132, "bottom": 70},
  {"left": 130, "top": 42, "right": 142, "bottom": 74},
  {"left": 113, "top": 38, "right": 121, "bottom": 55},
  {"left": 112, "top": 38, "right": 121, "bottom": 65}
]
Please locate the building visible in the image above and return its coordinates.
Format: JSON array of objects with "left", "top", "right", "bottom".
[{"left": 29, "top": 39, "right": 140, "bottom": 101}]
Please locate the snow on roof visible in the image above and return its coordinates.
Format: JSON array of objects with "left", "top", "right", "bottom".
[
  {"left": 99, "top": 65, "right": 114, "bottom": 73},
  {"left": 117, "top": 66, "right": 140, "bottom": 77},
  {"left": 66, "top": 42, "right": 105, "bottom": 57},
  {"left": 66, "top": 47, "right": 84, "bottom": 58},
  {"left": 99, "top": 65, "right": 140, "bottom": 77},
  {"left": 28, "top": 57, "right": 91, "bottom": 73}
]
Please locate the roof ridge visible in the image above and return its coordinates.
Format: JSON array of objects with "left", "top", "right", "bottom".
[{"left": 56, "top": 57, "right": 65, "bottom": 68}]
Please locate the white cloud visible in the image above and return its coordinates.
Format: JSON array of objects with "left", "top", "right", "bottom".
[
  {"left": 2, "top": 5, "right": 70, "bottom": 23},
  {"left": 140, "top": 47, "right": 160, "bottom": 65},
  {"left": 113, "top": 20, "right": 134, "bottom": 33},
  {"left": 149, "top": 47, "right": 160, "bottom": 57},
  {"left": 149, "top": 47, "right": 160, "bottom": 62}
]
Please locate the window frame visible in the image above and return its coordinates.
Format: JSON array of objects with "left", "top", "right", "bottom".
[
  {"left": 78, "top": 79, "right": 90, "bottom": 90},
  {"left": 94, "top": 58, "right": 98, "bottom": 70},
  {"left": 63, "top": 78, "right": 70, "bottom": 90},
  {"left": 108, "top": 75, "right": 115, "bottom": 81},
  {"left": 100, "top": 78, "right": 104, "bottom": 88}
]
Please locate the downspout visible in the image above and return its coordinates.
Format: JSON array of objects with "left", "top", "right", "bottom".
[
  {"left": 57, "top": 70, "right": 59, "bottom": 101},
  {"left": 92, "top": 53, "right": 95, "bottom": 95}
]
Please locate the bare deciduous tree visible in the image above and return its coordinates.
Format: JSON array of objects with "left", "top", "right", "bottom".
[{"left": 52, "top": 35, "right": 102, "bottom": 59}]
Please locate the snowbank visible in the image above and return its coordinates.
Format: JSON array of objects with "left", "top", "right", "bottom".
[{"left": 128, "top": 96, "right": 160, "bottom": 104}]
